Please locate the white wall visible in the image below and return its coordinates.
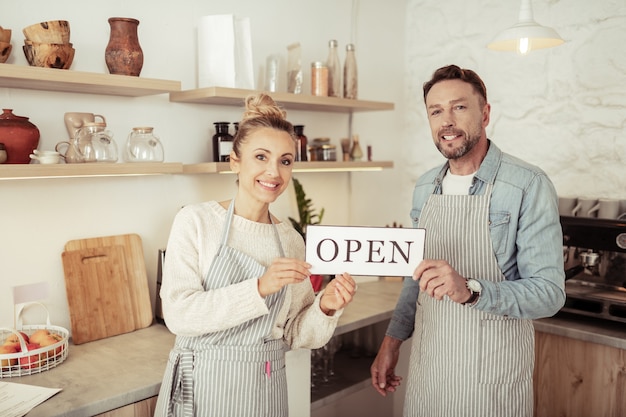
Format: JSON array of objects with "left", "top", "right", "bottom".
[
  {"left": 404, "top": 0, "right": 626, "bottom": 201},
  {"left": 0, "top": 0, "right": 406, "bottom": 330}
]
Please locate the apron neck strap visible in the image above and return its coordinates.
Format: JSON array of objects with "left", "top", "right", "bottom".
[{"left": 220, "top": 199, "right": 285, "bottom": 257}]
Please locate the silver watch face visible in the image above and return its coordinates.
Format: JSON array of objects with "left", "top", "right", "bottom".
[{"left": 468, "top": 279, "right": 482, "bottom": 293}]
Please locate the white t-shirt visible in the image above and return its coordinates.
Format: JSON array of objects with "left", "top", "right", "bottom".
[{"left": 442, "top": 169, "right": 476, "bottom": 195}]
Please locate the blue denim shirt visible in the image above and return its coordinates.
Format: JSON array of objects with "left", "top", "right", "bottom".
[{"left": 387, "top": 141, "right": 566, "bottom": 341}]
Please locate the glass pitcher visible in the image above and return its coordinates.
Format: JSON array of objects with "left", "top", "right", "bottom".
[
  {"left": 75, "top": 122, "right": 118, "bottom": 163},
  {"left": 124, "top": 127, "right": 164, "bottom": 162}
]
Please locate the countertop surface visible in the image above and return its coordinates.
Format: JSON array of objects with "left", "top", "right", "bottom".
[
  {"left": 11, "top": 279, "right": 626, "bottom": 417},
  {"left": 16, "top": 280, "right": 403, "bottom": 417}
]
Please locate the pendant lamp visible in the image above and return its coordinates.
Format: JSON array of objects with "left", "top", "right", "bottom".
[{"left": 487, "top": 0, "right": 564, "bottom": 55}]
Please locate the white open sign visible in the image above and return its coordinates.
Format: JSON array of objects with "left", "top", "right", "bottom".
[{"left": 305, "top": 225, "right": 426, "bottom": 276}]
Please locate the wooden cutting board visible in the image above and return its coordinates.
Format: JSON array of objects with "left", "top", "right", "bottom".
[
  {"left": 61, "top": 245, "right": 137, "bottom": 344},
  {"left": 64, "top": 234, "right": 153, "bottom": 330}
]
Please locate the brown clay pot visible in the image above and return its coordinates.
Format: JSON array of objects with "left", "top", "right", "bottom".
[
  {"left": 105, "top": 17, "right": 143, "bottom": 76},
  {"left": 0, "top": 109, "right": 40, "bottom": 164}
]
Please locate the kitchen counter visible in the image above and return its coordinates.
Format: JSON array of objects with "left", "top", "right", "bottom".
[
  {"left": 13, "top": 279, "right": 626, "bottom": 417},
  {"left": 16, "top": 280, "right": 403, "bottom": 417},
  {"left": 17, "top": 324, "right": 174, "bottom": 417},
  {"left": 533, "top": 311, "right": 626, "bottom": 350}
]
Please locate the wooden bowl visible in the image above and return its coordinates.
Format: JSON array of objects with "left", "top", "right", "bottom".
[
  {"left": 22, "top": 20, "right": 70, "bottom": 44},
  {"left": 0, "top": 41, "right": 12, "bottom": 63},
  {"left": 0, "top": 26, "right": 11, "bottom": 43},
  {"left": 23, "top": 40, "right": 73, "bottom": 47},
  {"left": 22, "top": 42, "right": 74, "bottom": 69}
]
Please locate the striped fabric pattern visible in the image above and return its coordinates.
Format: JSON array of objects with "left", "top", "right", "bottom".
[
  {"left": 404, "top": 184, "right": 534, "bottom": 417},
  {"left": 154, "top": 200, "right": 290, "bottom": 417}
]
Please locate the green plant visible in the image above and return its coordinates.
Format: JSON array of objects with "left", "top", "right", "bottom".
[{"left": 288, "top": 178, "right": 325, "bottom": 239}]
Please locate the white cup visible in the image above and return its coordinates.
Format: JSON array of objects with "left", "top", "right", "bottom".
[
  {"left": 597, "top": 198, "right": 621, "bottom": 219},
  {"left": 619, "top": 200, "right": 626, "bottom": 220},
  {"left": 558, "top": 197, "right": 578, "bottom": 217},
  {"left": 30, "top": 150, "right": 60, "bottom": 164},
  {"left": 576, "top": 198, "right": 599, "bottom": 218}
]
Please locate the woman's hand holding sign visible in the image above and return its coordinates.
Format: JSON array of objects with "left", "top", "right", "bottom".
[{"left": 319, "top": 272, "right": 357, "bottom": 315}]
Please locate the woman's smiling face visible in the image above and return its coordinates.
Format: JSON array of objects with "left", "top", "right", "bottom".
[{"left": 230, "top": 127, "right": 296, "bottom": 206}]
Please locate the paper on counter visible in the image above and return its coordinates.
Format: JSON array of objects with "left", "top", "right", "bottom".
[{"left": 0, "top": 381, "right": 61, "bottom": 417}]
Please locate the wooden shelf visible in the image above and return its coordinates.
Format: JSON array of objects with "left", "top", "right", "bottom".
[
  {"left": 0, "top": 63, "right": 181, "bottom": 96},
  {"left": 170, "top": 86, "right": 394, "bottom": 113},
  {"left": 0, "top": 161, "right": 393, "bottom": 179},
  {"left": 182, "top": 160, "right": 394, "bottom": 174},
  {"left": 0, "top": 162, "right": 183, "bottom": 179}
]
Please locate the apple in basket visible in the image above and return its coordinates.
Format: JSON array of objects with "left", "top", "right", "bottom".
[
  {"left": 29, "top": 329, "right": 52, "bottom": 345},
  {"left": 19, "top": 343, "right": 44, "bottom": 369},
  {"left": 38, "top": 333, "right": 64, "bottom": 357},
  {"left": 0, "top": 345, "right": 19, "bottom": 367},
  {"left": 3, "top": 331, "right": 29, "bottom": 349}
]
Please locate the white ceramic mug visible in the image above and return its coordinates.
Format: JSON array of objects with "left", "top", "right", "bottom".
[
  {"left": 619, "top": 200, "right": 626, "bottom": 220},
  {"left": 558, "top": 197, "right": 578, "bottom": 217},
  {"left": 576, "top": 198, "right": 599, "bottom": 218},
  {"left": 29, "top": 150, "right": 60, "bottom": 164},
  {"left": 596, "top": 198, "right": 621, "bottom": 219}
]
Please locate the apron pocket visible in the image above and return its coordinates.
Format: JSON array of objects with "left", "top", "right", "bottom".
[{"left": 478, "top": 318, "right": 534, "bottom": 385}]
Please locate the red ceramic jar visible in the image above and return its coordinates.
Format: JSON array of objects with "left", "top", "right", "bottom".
[{"left": 0, "top": 109, "right": 41, "bottom": 164}]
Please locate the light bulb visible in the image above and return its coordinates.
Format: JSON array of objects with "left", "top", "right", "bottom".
[{"left": 518, "top": 37, "right": 530, "bottom": 55}]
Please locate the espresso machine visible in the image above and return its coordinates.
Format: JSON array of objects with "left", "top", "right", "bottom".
[{"left": 561, "top": 215, "right": 626, "bottom": 323}]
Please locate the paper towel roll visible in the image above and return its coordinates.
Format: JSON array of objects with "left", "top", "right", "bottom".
[{"left": 197, "top": 14, "right": 254, "bottom": 89}]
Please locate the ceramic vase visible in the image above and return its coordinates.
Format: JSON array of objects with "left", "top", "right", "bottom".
[
  {"left": 105, "top": 17, "right": 143, "bottom": 76},
  {"left": 0, "top": 109, "right": 40, "bottom": 164}
]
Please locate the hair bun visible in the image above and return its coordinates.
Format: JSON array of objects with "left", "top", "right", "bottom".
[{"left": 242, "top": 93, "right": 286, "bottom": 123}]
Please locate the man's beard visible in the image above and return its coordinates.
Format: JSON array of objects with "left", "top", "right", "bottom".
[{"left": 435, "top": 130, "right": 480, "bottom": 160}]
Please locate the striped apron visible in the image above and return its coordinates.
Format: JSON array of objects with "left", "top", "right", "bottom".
[
  {"left": 403, "top": 183, "right": 534, "bottom": 417},
  {"left": 155, "top": 200, "right": 289, "bottom": 417}
]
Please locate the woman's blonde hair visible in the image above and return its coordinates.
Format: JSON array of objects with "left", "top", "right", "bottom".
[{"left": 232, "top": 93, "right": 296, "bottom": 158}]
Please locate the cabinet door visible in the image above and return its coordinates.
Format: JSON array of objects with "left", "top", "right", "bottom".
[
  {"left": 94, "top": 396, "right": 157, "bottom": 417},
  {"left": 533, "top": 331, "right": 626, "bottom": 417}
]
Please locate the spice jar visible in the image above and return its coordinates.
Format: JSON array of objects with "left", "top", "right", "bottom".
[
  {"left": 310, "top": 138, "right": 334, "bottom": 161},
  {"left": 311, "top": 61, "right": 329, "bottom": 96},
  {"left": 320, "top": 144, "right": 337, "bottom": 161}
]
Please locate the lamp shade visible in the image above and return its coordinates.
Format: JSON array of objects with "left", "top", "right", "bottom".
[{"left": 487, "top": 0, "right": 564, "bottom": 54}]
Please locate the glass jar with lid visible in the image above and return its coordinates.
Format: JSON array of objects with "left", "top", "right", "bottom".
[
  {"left": 320, "top": 144, "right": 337, "bottom": 161},
  {"left": 310, "top": 138, "right": 336, "bottom": 161},
  {"left": 124, "top": 127, "right": 164, "bottom": 162}
]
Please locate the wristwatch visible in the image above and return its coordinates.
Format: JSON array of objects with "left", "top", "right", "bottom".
[{"left": 463, "top": 278, "right": 482, "bottom": 305}]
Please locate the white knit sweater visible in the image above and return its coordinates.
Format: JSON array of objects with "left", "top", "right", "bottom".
[{"left": 160, "top": 201, "right": 341, "bottom": 349}]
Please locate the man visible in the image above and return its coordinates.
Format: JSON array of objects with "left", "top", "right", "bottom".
[{"left": 370, "top": 65, "right": 565, "bottom": 417}]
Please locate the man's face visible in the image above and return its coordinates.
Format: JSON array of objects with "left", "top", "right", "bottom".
[{"left": 425, "top": 79, "right": 490, "bottom": 160}]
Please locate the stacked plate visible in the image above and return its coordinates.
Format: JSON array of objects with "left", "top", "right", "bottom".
[{"left": 22, "top": 20, "right": 74, "bottom": 69}]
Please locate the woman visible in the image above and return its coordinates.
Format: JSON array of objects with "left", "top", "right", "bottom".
[{"left": 154, "top": 93, "right": 357, "bottom": 417}]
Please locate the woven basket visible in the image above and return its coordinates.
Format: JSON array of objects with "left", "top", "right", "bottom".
[{"left": 0, "top": 302, "right": 69, "bottom": 378}]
